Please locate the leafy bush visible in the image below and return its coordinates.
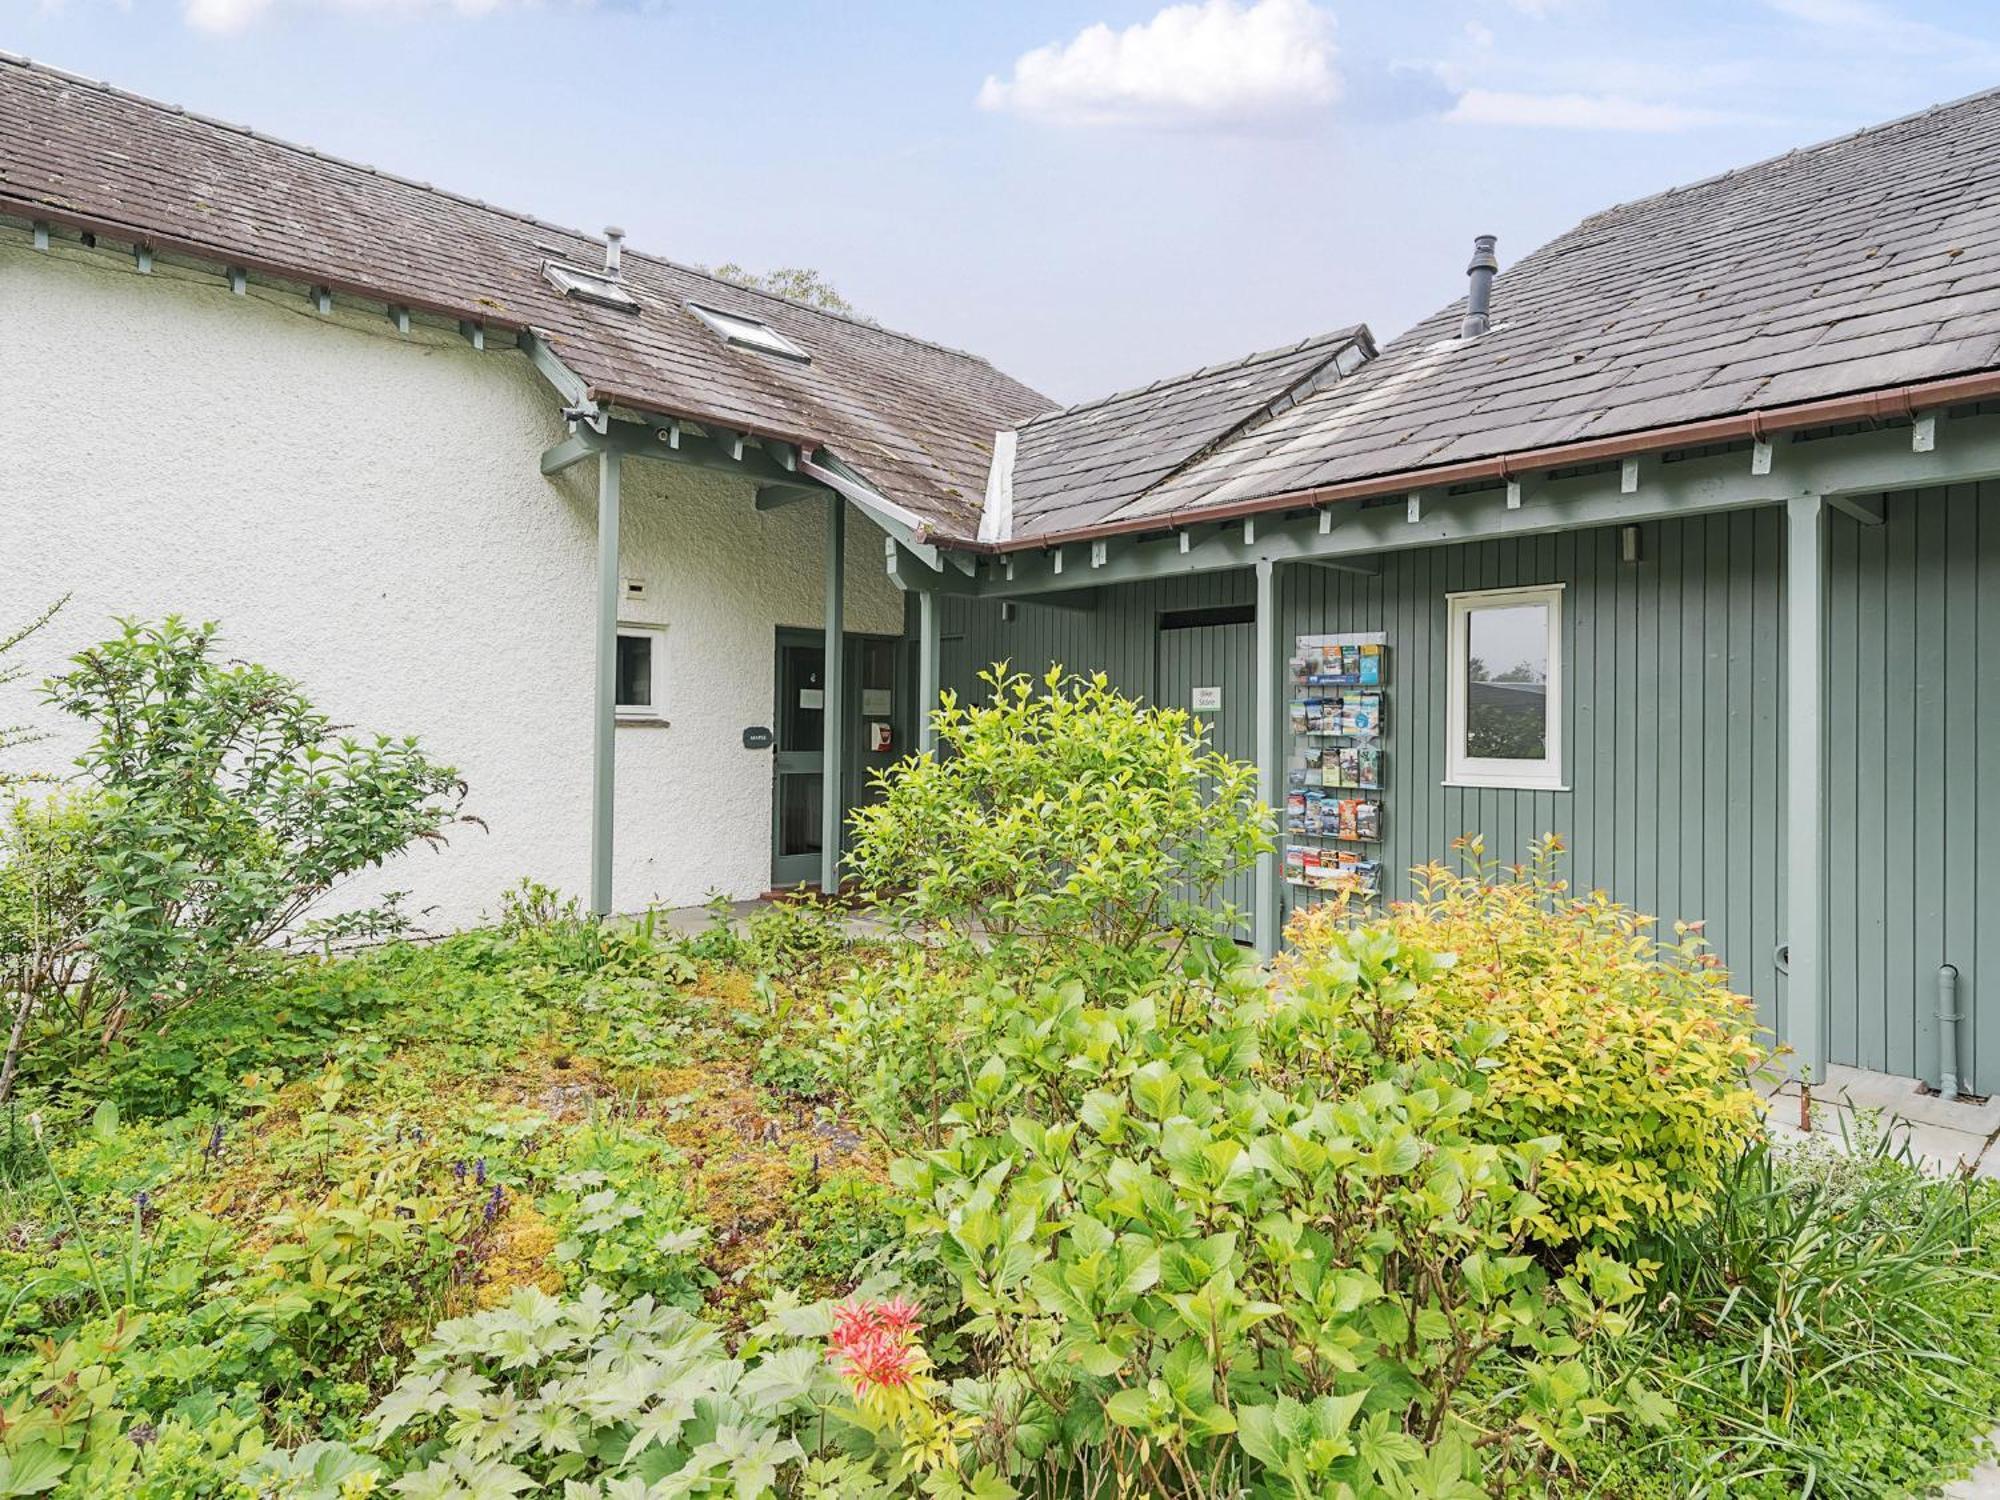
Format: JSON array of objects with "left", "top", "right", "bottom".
[
  {"left": 816, "top": 952, "right": 1013, "bottom": 1148},
  {"left": 893, "top": 951, "right": 1650, "bottom": 1496},
  {"left": 752, "top": 1168, "right": 901, "bottom": 1299},
  {"left": 1286, "top": 836, "right": 1769, "bottom": 1246},
  {"left": 61, "top": 957, "right": 395, "bottom": 1119},
  {"left": 491, "top": 877, "right": 676, "bottom": 981},
  {"left": 847, "top": 666, "right": 1268, "bottom": 984},
  {"left": 246, "top": 1153, "right": 476, "bottom": 1387},
  {"left": 43, "top": 617, "right": 472, "bottom": 1036},
  {"left": 681, "top": 891, "right": 749, "bottom": 968},
  {"left": 0, "top": 793, "right": 97, "bottom": 1104},
  {"left": 742, "top": 896, "right": 851, "bottom": 987}
]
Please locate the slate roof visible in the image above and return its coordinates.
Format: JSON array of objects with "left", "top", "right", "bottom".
[
  {"left": 1004, "top": 83, "right": 2000, "bottom": 543},
  {"left": 1005, "top": 328, "right": 1371, "bottom": 539},
  {"left": 0, "top": 52, "right": 1052, "bottom": 535}
]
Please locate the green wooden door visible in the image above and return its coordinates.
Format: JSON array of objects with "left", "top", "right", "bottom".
[{"left": 1155, "top": 616, "right": 1257, "bottom": 941}]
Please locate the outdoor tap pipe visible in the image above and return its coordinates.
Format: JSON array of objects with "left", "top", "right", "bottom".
[{"left": 1938, "top": 963, "right": 1963, "bottom": 1101}]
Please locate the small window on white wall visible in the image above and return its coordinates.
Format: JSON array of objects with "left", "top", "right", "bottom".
[
  {"left": 1446, "top": 585, "right": 1563, "bottom": 789},
  {"left": 616, "top": 626, "right": 666, "bottom": 719}
]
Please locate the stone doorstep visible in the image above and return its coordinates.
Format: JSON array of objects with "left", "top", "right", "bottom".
[
  {"left": 1762, "top": 1093, "right": 1999, "bottom": 1179},
  {"left": 1766, "top": 1063, "right": 2000, "bottom": 1137}
]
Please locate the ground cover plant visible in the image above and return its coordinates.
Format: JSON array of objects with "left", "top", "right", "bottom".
[{"left": 1, "top": 648, "right": 1996, "bottom": 1497}]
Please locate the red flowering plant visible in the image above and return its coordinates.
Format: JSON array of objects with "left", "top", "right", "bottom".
[{"left": 825, "top": 1296, "right": 978, "bottom": 1474}]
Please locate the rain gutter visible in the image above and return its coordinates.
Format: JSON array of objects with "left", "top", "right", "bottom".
[
  {"left": 928, "top": 366, "right": 2000, "bottom": 555},
  {"left": 4, "top": 192, "right": 828, "bottom": 455}
]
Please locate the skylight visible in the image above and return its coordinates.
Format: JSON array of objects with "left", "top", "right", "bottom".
[
  {"left": 687, "top": 303, "right": 811, "bottom": 363},
  {"left": 543, "top": 260, "right": 638, "bottom": 312}
]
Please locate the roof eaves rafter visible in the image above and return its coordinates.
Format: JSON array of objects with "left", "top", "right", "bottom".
[
  {"left": 1, "top": 198, "right": 910, "bottom": 513},
  {"left": 927, "top": 403, "right": 2000, "bottom": 599},
  {"left": 2, "top": 192, "right": 531, "bottom": 339},
  {"left": 948, "top": 364, "right": 2000, "bottom": 557}
]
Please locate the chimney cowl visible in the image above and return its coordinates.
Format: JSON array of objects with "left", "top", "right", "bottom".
[
  {"left": 1461, "top": 233, "right": 1499, "bottom": 339},
  {"left": 603, "top": 225, "right": 626, "bottom": 279}
]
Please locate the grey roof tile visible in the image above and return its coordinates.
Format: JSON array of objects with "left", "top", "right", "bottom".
[
  {"left": 0, "top": 53, "right": 1051, "bottom": 534},
  {"left": 1002, "top": 83, "right": 2000, "bottom": 541},
  {"left": 1003, "top": 330, "right": 1368, "bottom": 536}
]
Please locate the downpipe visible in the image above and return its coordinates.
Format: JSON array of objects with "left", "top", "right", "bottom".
[{"left": 1938, "top": 963, "right": 1963, "bottom": 1101}]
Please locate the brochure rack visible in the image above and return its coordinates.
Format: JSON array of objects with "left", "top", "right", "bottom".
[{"left": 1284, "top": 632, "right": 1387, "bottom": 903}]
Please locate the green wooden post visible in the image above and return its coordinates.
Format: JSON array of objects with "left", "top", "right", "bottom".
[
  {"left": 1785, "top": 493, "right": 1825, "bottom": 1080},
  {"left": 1254, "top": 558, "right": 1282, "bottom": 958},
  {"left": 591, "top": 447, "right": 620, "bottom": 917},
  {"left": 822, "top": 493, "right": 846, "bottom": 894},
  {"left": 918, "top": 587, "right": 940, "bottom": 757}
]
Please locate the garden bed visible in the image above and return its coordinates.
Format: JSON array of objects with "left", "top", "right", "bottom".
[{"left": 4, "top": 650, "right": 1997, "bottom": 1497}]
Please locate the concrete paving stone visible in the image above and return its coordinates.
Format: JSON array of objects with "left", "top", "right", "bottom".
[
  {"left": 1817, "top": 1064, "right": 2000, "bottom": 1136},
  {"left": 1943, "top": 1452, "right": 2000, "bottom": 1498}
]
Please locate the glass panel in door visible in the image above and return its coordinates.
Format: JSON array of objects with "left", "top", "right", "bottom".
[{"left": 771, "top": 636, "right": 827, "bottom": 888}]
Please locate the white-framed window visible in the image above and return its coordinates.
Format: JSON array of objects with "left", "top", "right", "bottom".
[
  {"left": 616, "top": 625, "right": 667, "bottom": 720},
  {"left": 1445, "top": 584, "right": 1564, "bottom": 790}
]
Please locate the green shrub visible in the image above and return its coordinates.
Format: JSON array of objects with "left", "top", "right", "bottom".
[
  {"left": 681, "top": 890, "right": 749, "bottom": 967},
  {"left": 1286, "top": 835, "right": 1769, "bottom": 1246},
  {"left": 0, "top": 792, "right": 97, "bottom": 1105},
  {"left": 816, "top": 952, "right": 1015, "bottom": 1148},
  {"left": 43, "top": 617, "right": 472, "bottom": 1037},
  {"left": 743, "top": 895, "right": 851, "bottom": 986},
  {"left": 245, "top": 1154, "right": 474, "bottom": 1387},
  {"left": 893, "top": 951, "right": 1650, "bottom": 1496},
  {"left": 847, "top": 665, "right": 1268, "bottom": 986}
]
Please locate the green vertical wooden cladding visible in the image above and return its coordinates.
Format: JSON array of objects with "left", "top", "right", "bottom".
[
  {"left": 934, "top": 492, "right": 1994, "bottom": 1094},
  {"left": 1824, "top": 482, "right": 1994, "bottom": 1096}
]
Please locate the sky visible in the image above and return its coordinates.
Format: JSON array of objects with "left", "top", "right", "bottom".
[{"left": 6, "top": 0, "right": 2000, "bottom": 403}]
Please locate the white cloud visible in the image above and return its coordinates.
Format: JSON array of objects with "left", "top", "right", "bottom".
[
  {"left": 183, "top": 0, "right": 538, "bottom": 33},
  {"left": 1445, "top": 88, "right": 1738, "bottom": 131},
  {"left": 184, "top": 0, "right": 272, "bottom": 29},
  {"left": 977, "top": 0, "right": 1338, "bottom": 128}
]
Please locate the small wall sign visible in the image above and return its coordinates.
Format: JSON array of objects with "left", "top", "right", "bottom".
[
  {"left": 741, "top": 725, "right": 774, "bottom": 749},
  {"left": 1192, "top": 686, "right": 1223, "bottom": 712},
  {"left": 869, "top": 721, "right": 892, "bottom": 753}
]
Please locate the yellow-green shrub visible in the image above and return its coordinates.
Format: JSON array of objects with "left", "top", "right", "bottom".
[{"left": 1284, "top": 835, "right": 1769, "bottom": 1247}]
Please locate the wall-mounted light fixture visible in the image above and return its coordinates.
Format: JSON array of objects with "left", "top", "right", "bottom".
[{"left": 1619, "top": 523, "right": 1643, "bottom": 565}]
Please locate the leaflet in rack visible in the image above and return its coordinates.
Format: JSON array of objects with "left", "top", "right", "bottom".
[{"left": 1284, "top": 632, "right": 1387, "bottom": 902}]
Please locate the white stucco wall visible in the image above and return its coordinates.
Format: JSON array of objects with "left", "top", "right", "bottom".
[{"left": 0, "top": 234, "right": 905, "bottom": 926}]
